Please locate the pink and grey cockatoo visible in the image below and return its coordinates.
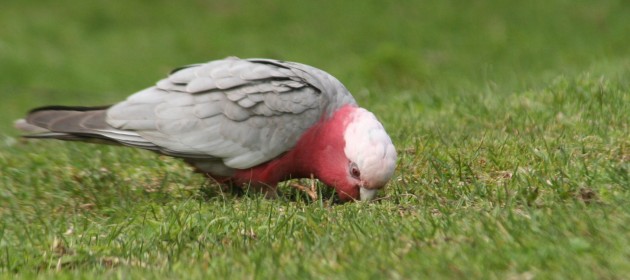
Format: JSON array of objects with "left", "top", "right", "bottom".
[{"left": 15, "top": 57, "right": 397, "bottom": 201}]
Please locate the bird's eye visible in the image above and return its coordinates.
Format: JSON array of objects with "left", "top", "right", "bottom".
[{"left": 349, "top": 162, "right": 361, "bottom": 179}]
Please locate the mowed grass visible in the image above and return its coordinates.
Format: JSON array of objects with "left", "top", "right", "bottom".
[{"left": 1, "top": 0, "right": 629, "bottom": 278}]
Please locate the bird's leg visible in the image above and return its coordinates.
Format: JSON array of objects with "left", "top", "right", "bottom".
[
  {"left": 310, "top": 174, "right": 317, "bottom": 196},
  {"left": 290, "top": 174, "right": 318, "bottom": 200},
  {"left": 260, "top": 185, "right": 279, "bottom": 199}
]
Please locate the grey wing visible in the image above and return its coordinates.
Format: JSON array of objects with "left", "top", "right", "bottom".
[{"left": 105, "top": 57, "right": 355, "bottom": 174}]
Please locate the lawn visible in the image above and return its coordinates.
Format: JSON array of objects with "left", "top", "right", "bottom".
[{"left": 1, "top": 0, "right": 629, "bottom": 278}]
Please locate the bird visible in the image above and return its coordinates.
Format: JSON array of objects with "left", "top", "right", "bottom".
[{"left": 15, "top": 57, "right": 397, "bottom": 202}]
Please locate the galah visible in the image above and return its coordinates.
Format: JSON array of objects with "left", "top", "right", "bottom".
[{"left": 15, "top": 57, "right": 397, "bottom": 201}]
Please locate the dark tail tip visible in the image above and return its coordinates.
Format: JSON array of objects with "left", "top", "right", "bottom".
[{"left": 27, "top": 105, "right": 111, "bottom": 114}]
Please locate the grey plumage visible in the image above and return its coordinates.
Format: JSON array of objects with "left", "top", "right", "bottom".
[{"left": 17, "top": 57, "right": 357, "bottom": 176}]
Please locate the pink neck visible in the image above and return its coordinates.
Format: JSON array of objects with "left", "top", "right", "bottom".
[{"left": 233, "top": 105, "right": 357, "bottom": 186}]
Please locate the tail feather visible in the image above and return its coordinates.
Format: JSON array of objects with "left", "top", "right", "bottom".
[
  {"left": 16, "top": 105, "right": 150, "bottom": 146},
  {"left": 17, "top": 105, "right": 232, "bottom": 175},
  {"left": 14, "top": 118, "right": 50, "bottom": 134},
  {"left": 25, "top": 105, "right": 110, "bottom": 130}
]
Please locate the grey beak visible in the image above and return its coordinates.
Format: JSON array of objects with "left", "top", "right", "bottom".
[{"left": 359, "top": 187, "right": 377, "bottom": 201}]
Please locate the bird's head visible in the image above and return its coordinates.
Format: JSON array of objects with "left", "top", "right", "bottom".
[{"left": 317, "top": 107, "right": 397, "bottom": 202}]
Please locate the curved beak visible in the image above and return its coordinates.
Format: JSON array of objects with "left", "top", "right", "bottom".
[{"left": 359, "top": 187, "right": 377, "bottom": 201}]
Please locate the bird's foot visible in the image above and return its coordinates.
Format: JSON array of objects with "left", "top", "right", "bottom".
[{"left": 290, "top": 175, "right": 318, "bottom": 200}]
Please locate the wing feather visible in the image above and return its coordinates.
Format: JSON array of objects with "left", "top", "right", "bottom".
[{"left": 105, "top": 57, "right": 356, "bottom": 172}]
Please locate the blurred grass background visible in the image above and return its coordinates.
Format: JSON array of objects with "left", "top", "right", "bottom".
[
  {"left": 1, "top": 0, "right": 628, "bottom": 131},
  {"left": 0, "top": 0, "right": 629, "bottom": 278}
]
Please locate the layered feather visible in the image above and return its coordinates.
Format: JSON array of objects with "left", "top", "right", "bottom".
[{"left": 17, "top": 57, "right": 357, "bottom": 176}]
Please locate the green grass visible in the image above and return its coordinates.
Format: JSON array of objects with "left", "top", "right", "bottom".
[{"left": 1, "top": 0, "right": 629, "bottom": 278}]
